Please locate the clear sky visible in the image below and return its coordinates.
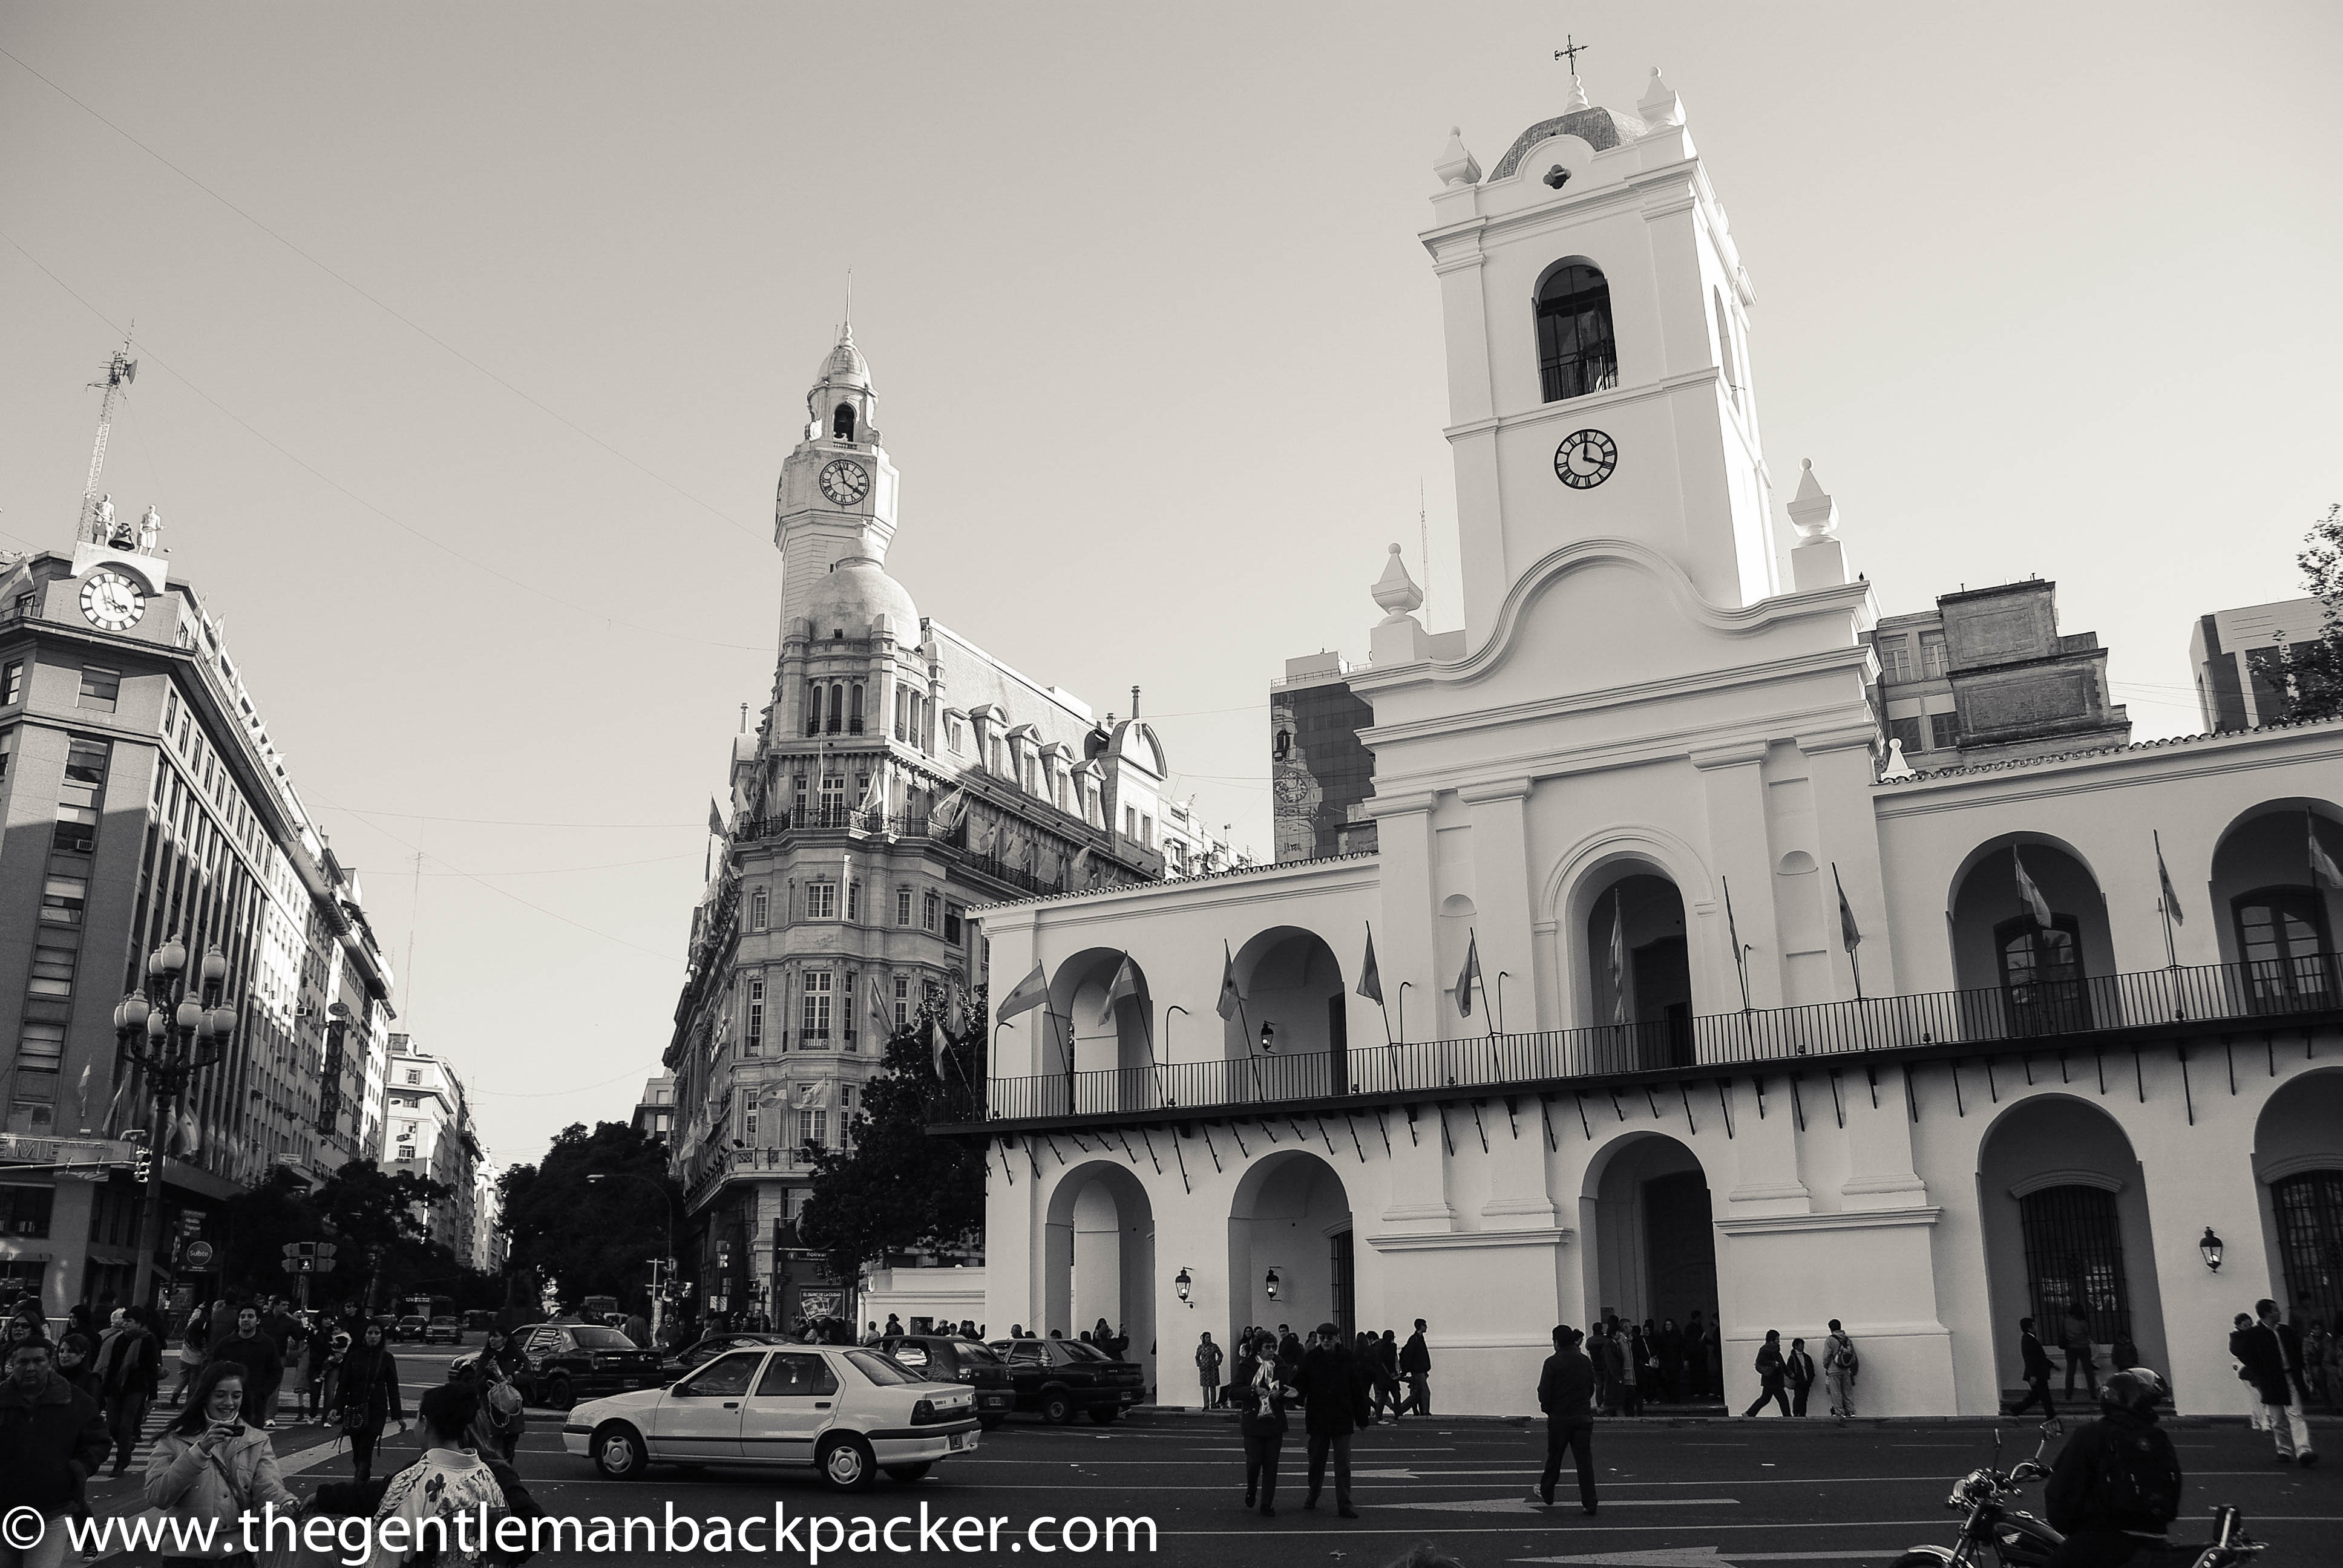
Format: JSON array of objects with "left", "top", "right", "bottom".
[{"left": 4, "top": 2, "right": 2338, "bottom": 1169}]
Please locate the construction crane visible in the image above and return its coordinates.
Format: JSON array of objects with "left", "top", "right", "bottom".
[{"left": 78, "top": 331, "right": 137, "bottom": 546}]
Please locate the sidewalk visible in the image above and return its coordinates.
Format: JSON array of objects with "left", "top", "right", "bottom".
[{"left": 1121, "top": 1403, "right": 2343, "bottom": 1430}]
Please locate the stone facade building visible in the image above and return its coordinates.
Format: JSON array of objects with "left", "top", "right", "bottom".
[{"left": 664, "top": 328, "right": 1230, "bottom": 1325}]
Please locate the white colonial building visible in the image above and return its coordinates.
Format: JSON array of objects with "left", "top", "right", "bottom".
[{"left": 962, "top": 71, "right": 2343, "bottom": 1418}]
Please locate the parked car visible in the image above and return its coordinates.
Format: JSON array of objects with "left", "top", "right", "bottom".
[
  {"left": 666, "top": 1332, "right": 789, "bottom": 1377},
  {"left": 425, "top": 1316, "right": 463, "bottom": 1345},
  {"left": 564, "top": 1342, "right": 977, "bottom": 1490},
  {"left": 392, "top": 1315, "right": 430, "bottom": 1343},
  {"left": 985, "top": 1337, "right": 1145, "bottom": 1424},
  {"left": 880, "top": 1335, "right": 1015, "bottom": 1429},
  {"left": 513, "top": 1321, "right": 669, "bottom": 1410}
]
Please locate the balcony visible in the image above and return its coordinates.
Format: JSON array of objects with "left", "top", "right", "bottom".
[{"left": 970, "top": 953, "right": 2343, "bottom": 1125}]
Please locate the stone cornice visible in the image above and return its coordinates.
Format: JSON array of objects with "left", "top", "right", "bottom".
[
  {"left": 1714, "top": 1206, "right": 1941, "bottom": 1236},
  {"left": 1872, "top": 717, "right": 2343, "bottom": 816},
  {"left": 1458, "top": 778, "right": 1533, "bottom": 804},
  {"left": 1366, "top": 1227, "right": 1575, "bottom": 1253}
]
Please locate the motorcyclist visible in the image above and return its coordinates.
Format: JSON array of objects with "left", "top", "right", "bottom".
[{"left": 2043, "top": 1367, "right": 2181, "bottom": 1568}]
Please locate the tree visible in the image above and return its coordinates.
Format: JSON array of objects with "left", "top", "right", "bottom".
[
  {"left": 220, "top": 1168, "right": 327, "bottom": 1298},
  {"left": 797, "top": 989, "right": 988, "bottom": 1284},
  {"left": 315, "top": 1160, "right": 455, "bottom": 1310},
  {"left": 2276, "top": 503, "right": 2343, "bottom": 724},
  {"left": 497, "top": 1121, "right": 679, "bottom": 1312}
]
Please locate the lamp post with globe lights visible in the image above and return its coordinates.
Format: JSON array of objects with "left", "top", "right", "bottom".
[{"left": 112, "top": 934, "right": 237, "bottom": 1308}]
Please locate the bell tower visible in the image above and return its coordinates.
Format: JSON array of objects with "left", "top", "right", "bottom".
[
  {"left": 775, "top": 318, "right": 902, "bottom": 632},
  {"left": 1423, "top": 68, "right": 1781, "bottom": 644}
]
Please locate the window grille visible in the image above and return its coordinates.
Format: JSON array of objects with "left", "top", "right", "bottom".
[
  {"left": 2272, "top": 1170, "right": 2343, "bottom": 1328},
  {"left": 2017, "top": 1184, "right": 2131, "bottom": 1347},
  {"left": 1535, "top": 263, "right": 1619, "bottom": 402}
]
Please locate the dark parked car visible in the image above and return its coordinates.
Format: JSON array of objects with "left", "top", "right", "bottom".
[
  {"left": 664, "top": 1332, "right": 788, "bottom": 1377},
  {"left": 392, "top": 1315, "right": 430, "bottom": 1343},
  {"left": 425, "top": 1316, "right": 462, "bottom": 1345},
  {"left": 880, "top": 1335, "right": 1016, "bottom": 1429},
  {"left": 985, "top": 1337, "right": 1145, "bottom": 1424},
  {"left": 513, "top": 1321, "right": 668, "bottom": 1410}
]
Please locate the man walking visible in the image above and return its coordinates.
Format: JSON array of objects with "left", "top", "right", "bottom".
[
  {"left": 93, "top": 1305, "right": 160, "bottom": 1478},
  {"left": 1194, "top": 1331, "right": 1224, "bottom": 1411},
  {"left": 2233, "top": 1299, "right": 2318, "bottom": 1466},
  {"left": 1400, "top": 1318, "right": 1431, "bottom": 1417},
  {"left": 1822, "top": 1319, "right": 1859, "bottom": 1422},
  {"left": 2008, "top": 1316, "right": 2058, "bottom": 1425},
  {"left": 209, "top": 1304, "right": 283, "bottom": 1428},
  {"left": 1786, "top": 1337, "right": 1817, "bottom": 1417},
  {"left": 1294, "top": 1323, "right": 1368, "bottom": 1518},
  {"left": 1529, "top": 1325, "right": 1598, "bottom": 1515},
  {"left": 0, "top": 1335, "right": 110, "bottom": 1568},
  {"left": 1374, "top": 1329, "right": 1402, "bottom": 1420},
  {"left": 1743, "top": 1330, "right": 1791, "bottom": 1417},
  {"left": 2061, "top": 1305, "right": 2097, "bottom": 1397}
]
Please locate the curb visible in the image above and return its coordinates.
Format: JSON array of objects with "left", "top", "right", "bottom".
[{"left": 1115, "top": 1406, "right": 2343, "bottom": 1431}]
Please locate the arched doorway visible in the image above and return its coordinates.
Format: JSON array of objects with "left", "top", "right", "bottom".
[
  {"left": 1046, "top": 949, "right": 1157, "bottom": 1112},
  {"left": 1228, "top": 1151, "right": 1355, "bottom": 1344},
  {"left": 1227, "top": 927, "right": 1346, "bottom": 1098},
  {"left": 2254, "top": 1071, "right": 2343, "bottom": 1327},
  {"left": 1582, "top": 872, "right": 1691, "bottom": 1069},
  {"left": 1043, "top": 1161, "right": 1156, "bottom": 1393},
  {"left": 1978, "top": 1097, "right": 2168, "bottom": 1388},
  {"left": 2210, "top": 802, "right": 2343, "bottom": 1013},
  {"left": 1949, "top": 838, "right": 2113, "bottom": 1040},
  {"left": 1581, "top": 1132, "right": 1717, "bottom": 1351}
]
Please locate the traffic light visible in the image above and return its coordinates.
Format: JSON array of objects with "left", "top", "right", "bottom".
[{"left": 131, "top": 1148, "right": 152, "bottom": 1184}]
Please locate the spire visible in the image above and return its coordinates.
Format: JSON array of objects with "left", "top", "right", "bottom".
[
  {"left": 1561, "top": 74, "right": 1590, "bottom": 113},
  {"left": 841, "top": 270, "right": 854, "bottom": 342},
  {"left": 1789, "top": 459, "right": 1854, "bottom": 592},
  {"left": 1369, "top": 544, "right": 1430, "bottom": 665}
]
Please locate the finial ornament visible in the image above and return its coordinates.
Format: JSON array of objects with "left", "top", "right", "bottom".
[
  {"left": 1372, "top": 542, "right": 1425, "bottom": 621},
  {"left": 1880, "top": 737, "right": 1918, "bottom": 780},
  {"left": 1637, "top": 66, "right": 1685, "bottom": 128},
  {"left": 1433, "top": 125, "right": 1482, "bottom": 187},
  {"left": 1788, "top": 458, "right": 1840, "bottom": 541}
]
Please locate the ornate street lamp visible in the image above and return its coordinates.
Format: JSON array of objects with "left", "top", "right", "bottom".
[
  {"left": 1265, "top": 1267, "right": 1280, "bottom": 1301},
  {"left": 2199, "top": 1227, "right": 2224, "bottom": 1271},
  {"left": 1174, "top": 1266, "right": 1193, "bottom": 1306},
  {"left": 114, "top": 935, "right": 235, "bottom": 1308}
]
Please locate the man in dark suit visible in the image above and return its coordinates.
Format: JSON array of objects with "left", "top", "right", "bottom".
[
  {"left": 1399, "top": 1319, "right": 1431, "bottom": 1417},
  {"left": 1293, "top": 1322, "right": 1368, "bottom": 1518},
  {"left": 2236, "top": 1299, "right": 2318, "bottom": 1466},
  {"left": 2008, "top": 1316, "right": 2057, "bottom": 1422},
  {"left": 1530, "top": 1325, "right": 1598, "bottom": 1515}
]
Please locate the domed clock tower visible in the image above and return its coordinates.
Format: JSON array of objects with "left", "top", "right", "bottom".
[{"left": 775, "top": 320, "right": 902, "bottom": 634}]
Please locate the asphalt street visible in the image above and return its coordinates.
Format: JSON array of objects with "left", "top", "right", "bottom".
[{"left": 78, "top": 1349, "right": 2343, "bottom": 1566}]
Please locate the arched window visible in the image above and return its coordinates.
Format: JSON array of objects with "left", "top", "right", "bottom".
[
  {"left": 1995, "top": 915, "right": 2091, "bottom": 1036},
  {"left": 833, "top": 402, "right": 857, "bottom": 442},
  {"left": 826, "top": 683, "right": 843, "bottom": 734},
  {"left": 2271, "top": 1169, "right": 2343, "bottom": 1326},
  {"left": 848, "top": 683, "right": 865, "bottom": 733},
  {"left": 1536, "top": 261, "right": 1618, "bottom": 402},
  {"left": 2232, "top": 886, "right": 2336, "bottom": 1011}
]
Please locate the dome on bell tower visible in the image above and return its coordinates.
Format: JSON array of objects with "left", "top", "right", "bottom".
[
  {"left": 800, "top": 553, "right": 919, "bottom": 641},
  {"left": 805, "top": 320, "right": 880, "bottom": 445}
]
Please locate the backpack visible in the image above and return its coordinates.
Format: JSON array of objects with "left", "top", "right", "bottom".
[
  {"left": 487, "top": 1377, "right": 525, "bottom": 1432},
  {"left": 2094, "top": 1426, "right": 2181, "bottom": 1527},
  {"left": 1833, "top": 1333, "right": 1860, "bottom": 1375}
]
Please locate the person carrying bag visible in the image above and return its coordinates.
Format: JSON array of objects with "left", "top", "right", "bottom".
[{"left": 1239, "top": 1331, "right": 1294, "bottom": 1518}]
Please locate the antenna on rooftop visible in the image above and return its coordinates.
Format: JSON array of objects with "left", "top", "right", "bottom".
[
  {"left": 1418, "top": 479, "right": 1431, "bottom": 630},
  {"left": 79, "top": 328, "right": 139, "bottom": 546}
]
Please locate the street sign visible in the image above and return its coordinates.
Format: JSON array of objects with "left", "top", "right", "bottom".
[{"left": 183, "top": 1241, "right": 214, "bottom": 1269}]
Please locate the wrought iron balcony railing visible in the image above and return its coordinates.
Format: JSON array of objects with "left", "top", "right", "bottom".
[{"left": 974, "top": 952, "right": 2342, "bottom": 1122}]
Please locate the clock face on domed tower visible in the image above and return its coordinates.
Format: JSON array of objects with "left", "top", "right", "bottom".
[{"left": 819, "top": 459, "right": 871, "bottom": 506}]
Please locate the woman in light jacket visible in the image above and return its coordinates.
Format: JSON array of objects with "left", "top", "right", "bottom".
[{"left": 144, "top": 1359, "right": 298, "bottom": 1564}]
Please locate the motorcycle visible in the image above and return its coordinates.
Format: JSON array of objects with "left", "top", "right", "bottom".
[
  {"left": 1892, "top": 1426, "right": 2061, "bottom": 1568},
  {"left": 1893, "top": 1426, "right": 2270, "bottom": 1568}
]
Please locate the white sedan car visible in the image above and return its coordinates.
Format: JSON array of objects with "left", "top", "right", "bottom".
[{"left": 563, "top": 1342, "right": 978, "bottom": 1490}]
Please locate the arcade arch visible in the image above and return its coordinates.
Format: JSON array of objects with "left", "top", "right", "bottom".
[
  {"left": 1977, "top": 1096, "right": 2168, "bottom": 1392},
  {"left": 1228, "top": 1151, "right": 1355, "bottom": 1342},
  {"left": 1047, "top": 948, "right": 1155, "bottom": 1109},
  {"left": 1225, "top": 927, "right": 1347, "bottom": 1096},
  {"left": 1948, "top": 837, "right": 2112, "bottom": 1038},
  {"left": 1043, "top": 1161, "right": 1156, "bottom": 1393},
  {"left": 1578, "top": 869, "right": 1691, "bottom": 1067},
  {"left": 2253, "top": 1070, "right": 2343, "bottom": 1327},
  {"left": 1579, "top": 1132, "right": 1717, "bottom": 1350},
  {"left": 2209, "top": 800, "right": 2343, "bottom": 1011}
]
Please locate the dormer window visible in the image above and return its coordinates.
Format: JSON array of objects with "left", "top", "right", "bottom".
[
  {"left": 833, "top": 403, "right": 857, "bottom": 442},
  {"left": 1536, "top": 260, "right": 1617, "bottom": 402}
]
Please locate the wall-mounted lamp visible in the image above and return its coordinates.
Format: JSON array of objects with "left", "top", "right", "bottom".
[
  {"left": 1265, "top": 1267, "right": 1281, "bottom": 1301},
  {"left": 1175, "top": 1266, "right": 1193, "bottom": 1305},
  {"left": 2199, "top": 1227, "right": 2224, "bottom": 1272},
  {"left": 1259, "top": 1021, "right": 1277, "bottom": 1054}
]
